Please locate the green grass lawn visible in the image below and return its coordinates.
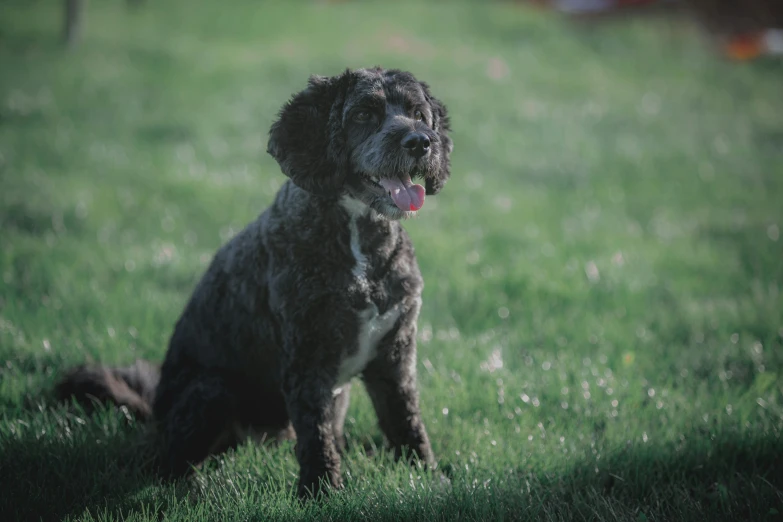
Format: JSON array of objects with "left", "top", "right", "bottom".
[{"left": 1, "top": 1, "right": 782, "bottom": 520}]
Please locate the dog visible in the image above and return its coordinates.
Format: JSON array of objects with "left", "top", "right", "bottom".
[{"left": 56, "top": 67, "right": 453, "bottom": 498}]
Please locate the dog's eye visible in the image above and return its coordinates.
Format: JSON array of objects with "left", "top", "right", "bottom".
[
  {"left": 354, "top": 110, "right": 371, "bottom": 123},
  {"left": 413, "top": 110, "right": 424, "bottom": 122}
]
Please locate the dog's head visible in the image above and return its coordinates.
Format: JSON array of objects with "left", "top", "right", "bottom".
[{"left": 267, "top": 67, "right": 453, "bottom": 219}]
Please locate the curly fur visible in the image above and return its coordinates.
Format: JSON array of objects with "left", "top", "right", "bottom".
[{"left": 56, "top": 67, "right": 453, "bottom": 498}]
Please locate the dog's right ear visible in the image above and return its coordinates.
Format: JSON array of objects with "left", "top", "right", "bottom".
[{"left": 267, "top": 73, "right": 350, "bottom": 196}]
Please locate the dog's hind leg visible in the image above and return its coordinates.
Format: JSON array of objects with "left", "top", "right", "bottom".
[{"left": 153, "top": 370, "right": 238, "bottom": 477}]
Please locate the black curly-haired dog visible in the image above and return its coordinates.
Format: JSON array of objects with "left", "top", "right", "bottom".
[{"left": 56, "top": 67, "right": 453, "bottom": 497}]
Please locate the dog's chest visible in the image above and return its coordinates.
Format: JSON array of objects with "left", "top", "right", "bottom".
[
  {"left": 336, "top": 303, "right": 400, "bottom": 385},
  {"left": 335, "top": 199, "right": 401, "bottom": 384}
]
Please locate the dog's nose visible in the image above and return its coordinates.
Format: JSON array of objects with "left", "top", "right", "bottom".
[{"left": 401, "top": 132, "right": 430, "bottom": 159}]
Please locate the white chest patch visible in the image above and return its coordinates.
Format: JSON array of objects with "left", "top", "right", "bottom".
[
  {"left": 345, "top": 206, "right": 369, "bottom": 279},
  {"left": 335, "top": 196, "right": 400, "bottom": 385},
  {"left": 337, "top": 304, "right": 401, "bottom": 385},
  {"left": 341, "top": 195, "right": 373, "bottom": 289}
]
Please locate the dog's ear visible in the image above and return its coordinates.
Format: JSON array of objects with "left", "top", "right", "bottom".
[
  {"left": 267, "top": 72, "right": 351, "bottom": 196},
  {"left": 422, "top": 84, "right": 453, "bottom": 196}
]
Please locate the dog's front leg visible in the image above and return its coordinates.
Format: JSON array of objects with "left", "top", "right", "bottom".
[
  {"left": 362, "top": 305, "right": 435, "bottom": 469},
  {"left": 282, "top": 357, "right": 342, "bottom": 499}
]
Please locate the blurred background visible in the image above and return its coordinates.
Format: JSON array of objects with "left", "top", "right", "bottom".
[{"left": 1, "top": 1, "right": 782, "bottom": 520}]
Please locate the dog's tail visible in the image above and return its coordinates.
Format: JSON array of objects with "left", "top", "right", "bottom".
[{"left": 55, "top": 359, "right": 160, "bottom": 420}]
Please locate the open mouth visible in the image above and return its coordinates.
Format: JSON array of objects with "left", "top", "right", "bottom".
[{"left": 361, "top": 173, "right": 426, "bottom": 212}]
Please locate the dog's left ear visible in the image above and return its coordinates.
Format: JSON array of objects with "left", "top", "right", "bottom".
[
  {"left": 421, "top": 83, "right": 453, "bottom": 196},
  {"left": 267, "top": 72, "right": 351, "bottom": 196}
]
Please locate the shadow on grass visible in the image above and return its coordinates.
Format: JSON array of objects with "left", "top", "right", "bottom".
[
  {"left": 431, "top": 430, "right": 783, "bottom": 521},
  {"left": 0, "top": 407, "right": 165, "bottom": 522},
  {"left": 555, "top": 432, "right": 782, "bottom": 517},
  {"left": 2, "top": 406, "right": 781, "bottom": 521}
]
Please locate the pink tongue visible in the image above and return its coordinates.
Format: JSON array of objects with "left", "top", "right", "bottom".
[{"left": 379, "top": 175, "right": 426, "bottom": 212}]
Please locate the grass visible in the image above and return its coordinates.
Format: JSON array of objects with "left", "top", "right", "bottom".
[{"left": 1, "top": 0, "right": 782, "bottom": 520}]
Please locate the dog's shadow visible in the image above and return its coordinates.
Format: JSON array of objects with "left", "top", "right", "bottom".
[
  {"left": 0, "top": 403, "right": 169, "bottom": 522},
  {"left": 0, "top": 399, "right": 301, "bottom": 522}
]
